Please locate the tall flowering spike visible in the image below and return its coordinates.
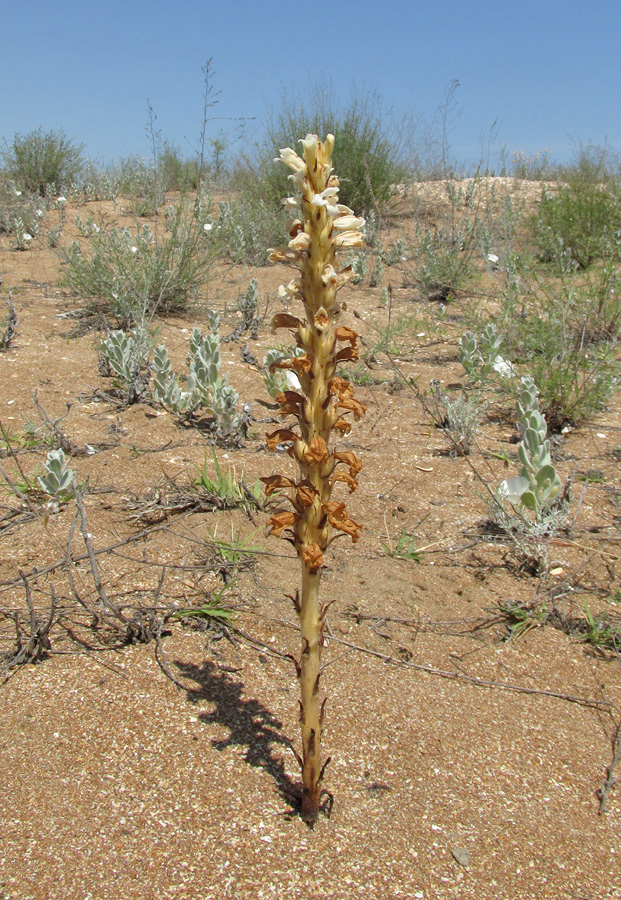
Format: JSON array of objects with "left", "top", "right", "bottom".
[{"left": 263, "top": 134, "right": 365, "bottom": 824}]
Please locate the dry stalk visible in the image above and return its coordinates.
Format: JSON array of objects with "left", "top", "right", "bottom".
[
  {"left": 598, "top": 718, "right": 621, "bottom": 814},
  {"left": 263, "top": 134, "right": 365, "bottom": 823},
  {"left": 1, "top": 574, "right": 56, "bottom": 679}
]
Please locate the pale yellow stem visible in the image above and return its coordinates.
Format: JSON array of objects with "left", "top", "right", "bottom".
[{"left": 299, "top": 564, "right": 323, "bottom": 822}]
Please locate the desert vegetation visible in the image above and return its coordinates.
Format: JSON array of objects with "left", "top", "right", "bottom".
[{"left": 1, "top": 86, "right": 621, "bottom": 898}]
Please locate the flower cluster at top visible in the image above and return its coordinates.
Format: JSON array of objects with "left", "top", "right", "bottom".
[{"left": 262, "top": 134, "right": 366, "bottom": 573}]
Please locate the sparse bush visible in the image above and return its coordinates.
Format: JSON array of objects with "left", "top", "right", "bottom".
[
  {"left": 59, "top": 201, "right": 213, "bottom": 324},
  {"left": 233, "top": 87, "right": 406, "bottom": 216},
  {"left": 510, "top": 149, "right": 554, "bottom": 181},
  {"left": 349, "top": 251, "right": 367, "bottom": 284},
  {"left": 494, "top": 250, "right": 620, "bottom": 430},
  {"left": 459, "top": 323, "right": 506, "bottom": 386},
  {"left": 369, "top": 255, "right": 384, "bottom": 288},
  {"left": 158, "top": 142, "right": 200, "bottom": 192},
  {"left": 213, "top": 196, "right": 286, "bottom": 264},
  {"left": 431, "top": 383, "right": 485, "bottom": 456},
  {"left": 1, "top": 128, "right": 84, "bottom": 196},
  {"left": 532, "top": 151, "right": 621, "bottom": 268},
  {"left": 382, "top": 237, "right": 408, "bottom": 266},
  {"left": 405, "top": 181, "right": 482, "bottom": 301},
  {"left": 409, "top": 222, "right": 477, "bottom": 301},
  {"left": 75, "top": 161, "right": 121, "bottom": 203},
  {"left": 498, "top": 377, "right": 563, "bottom": 519},
  {"left": 224, "top": 278, "right": 259, "bottom": 342},
  {"left": 0, "top": 181, "right": 47, "bottom": 242}
]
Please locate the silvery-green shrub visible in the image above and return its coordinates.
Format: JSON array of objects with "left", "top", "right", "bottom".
[
  {"left": 38, "top": 448, "right": 75, "bottom": 500},
  {"left": 100, "top": 326, "right": 152, "bottom": 404},
  {"left": 498, "top": 376, "right": 563, "bottom": 521}
]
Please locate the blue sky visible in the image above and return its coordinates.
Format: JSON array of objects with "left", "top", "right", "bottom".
[{"left": 2, "top": 0, "right": 620, "bottom": 169}]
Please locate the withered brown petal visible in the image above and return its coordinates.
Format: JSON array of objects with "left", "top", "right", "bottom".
[
  {"left": 275, "top": 390, "right": 305, "bottom": 419},
  {"left": 323, "top": 501, "right": 362, "bottom": 542},
  {"left": 329, "top": 376, "right": 354, "bottom": 400},
  {"left": 296, "top": 481, "right": 317, "bottom": 508},
  {"left": 302, "top": 543, "right": 324, "bottom": 572},
  {"left": 275, "top": 390, "right": 305, "bottom": 405},
  {"left": 335, "top": 326, "right": 359, "bottom": 347},
  {"left": 265, "top": 428, "right": 298, "bottom": 451},
  {"left": 332, "top": 450, "right": 363, "bottom": 476},
  {"left": 332, "top": 417, "right": 352, "bottom": 435},
  {"left": 260, "top": 474, "right": 296, "bottom": 496},
  {"left": 290, "top": 355, "right": 312, "bottom": 375},
  {"left": 338, "top": 397, "right": 367, "bottom": 420},
  {"left": 269, "top": 510, "right": 298, "bottom": 537},
  {"left": 271, "top": 313, "right": 301, "bottom": 331},
  {"left": 330, "top": 471, "right": 358, "bottom": 492},
  {"left": 304, "top": 436, "right": 329, "bottom": 464},
  {"left": 335, "top": 346, "right": 359, "bottom": 363}
]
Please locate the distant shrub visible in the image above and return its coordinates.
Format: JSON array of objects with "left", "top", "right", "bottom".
[
  {"left": 1, "top": 128, "right": 84, "bottom": 196},
  {"left": 534, "top": 183, "right": 621, "bottom": 269},
  {"left": 112, "top": 155, "right": 165, "bottom": 216},
  {"left": 213, "top": 195, "right": 285, "bottom": 265},
  {"left": 532, "top": 146, "right": 621, "bottom": 269},
  {"left": 404, "top": 180, "right": 482, "bottom": 301},
  {"left": 494, "top": 252, "right": 620, "bottom": 430},
  {"left": 109, "top": 146, "right": 199, "bottom": 214},
  {"left": 233, "top": 88, "right": 406, "bottom": 216},
  {"left": 59, "top": 201, "right": 214, "bottom": 324},
  {"left": 76, "top": 161, "right": 121, "bottom": 203},
  {"left": 510, "top": 149, "right": 555, "bottom": 181},
  {"left": 0, "top": 180, "right": 47, "bottom": 243},
  {"left": 157, "top": 142, "right": 200, "bottom": 192},
  {"left": 431, "top": 384, "right": 485, "bottom": 456}
]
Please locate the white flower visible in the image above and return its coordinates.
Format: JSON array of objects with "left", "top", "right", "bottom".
[
  {"left": 22, "top": 233, "right": 32, "bottom": 241},
  {"left": 14, "top": 189, "right": 22, "bottom": 197},
  {"left": 334, "top": 231, "right": 365, "bottom": 249},
  {"left": 56, "top": 196, "right": 66, "bottom": 204},
  {"left": 282, "top": 197, "right": 300, "bottom": 213},
  {"left": 284, "top": 371, "right": 301, "bottom": 391},
  {"left": 492, "top": 356, "right": 514, "bottom": 378},
  {"left": 203, "top": 222, "right": 213, "bottom": 232},
  {"left": 311, "top": 187, "right": 339, "bottom": 208},
  {"left": 288, "top": 169, "right": 307, "bottom": 191},
  {"left": 487, "top": 253, "right": 499, "bottom": 263},
  {"left": 276, "top": 147, "right": 306, "bottom": 173},
  {"left": 299, "top": 134, "right": 318, "bottom": 167},
  {"left": 288, "top": 232, "right": 311, "bottom": 251},
  {"left": 333, "top": 215, "right": 365, "bottom": 231},
  {"left": 130, "top": 246, "right": 138, "bottom": 254},
  {"left": 36, "top": 209, "right": 44, "bottom": 217},
  {"left": 278, "top": 278, "right": 301, "bottom": 300}
]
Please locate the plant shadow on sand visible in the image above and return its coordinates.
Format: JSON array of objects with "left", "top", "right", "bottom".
[{"left": 174, "top": 659, "right": 302, "bottom": 815}]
